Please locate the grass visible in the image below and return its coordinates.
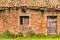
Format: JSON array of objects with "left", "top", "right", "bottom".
[
  {"left": 0, "top": 30, "right": 60, "bottom": 40},
  {"left": 0, "top": 38, "right": 60, "bottom": 40}
]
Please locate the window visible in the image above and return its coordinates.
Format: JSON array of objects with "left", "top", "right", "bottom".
[{"left": 20, "top": 16, "right": 29, "bottom": 25}]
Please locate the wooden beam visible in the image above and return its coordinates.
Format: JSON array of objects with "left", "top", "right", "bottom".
[{"left": 0, "top": 6, "right": 59, "bottom": 12}]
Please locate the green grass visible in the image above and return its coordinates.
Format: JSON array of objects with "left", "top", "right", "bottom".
[
  {"left": 0, "top": 30, "right": 60, "bottom": 40},
  {"left": 0, "top": 38, "right": 60, "bottom": 40}
]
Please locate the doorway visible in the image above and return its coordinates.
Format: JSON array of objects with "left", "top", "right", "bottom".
[{"left": 47, "top": 16, "right": 57, "bottom": 35}]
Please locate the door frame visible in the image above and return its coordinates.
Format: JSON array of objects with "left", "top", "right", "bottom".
[{"left": 47, "top": 16, "right": 57, "bottom": 35}]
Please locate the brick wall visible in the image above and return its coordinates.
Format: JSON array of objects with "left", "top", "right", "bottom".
[
  {"left": 0, "top": 8, "right": 60, "bottom": 35},
  {"left": 0, "top": 9, "right": 46, "bottom": 34}
]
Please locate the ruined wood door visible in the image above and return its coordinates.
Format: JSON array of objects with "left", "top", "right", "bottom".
[{"left": 47, "top": 16, "right": 57, "bottom": 35}]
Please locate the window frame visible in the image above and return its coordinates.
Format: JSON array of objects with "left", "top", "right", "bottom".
[
  {"left": 20, "top": 16, "right": 29, "bottom": 25},
  {"left": 18, "top": 14, "right": 31, "bottom": 26}
]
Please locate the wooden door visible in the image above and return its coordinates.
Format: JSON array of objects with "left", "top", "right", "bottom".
[{"left": 47, "top": 16, "right": 57, "bottom": 35}]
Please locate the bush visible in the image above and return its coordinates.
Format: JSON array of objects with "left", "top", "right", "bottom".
[
  {"left": 36, "top": 33, "right": 47, "bottom": 38},
  {"left": 0, "top": 30, "right": 15, "bottom": 38},
  {"left": 46, "top": 34, "right": 60, "bottom": 38},
  {"left": 17, "top": 32, "right": 23, "bottom": 37},
  {"left": 27, "top": 31, "right": 47, "bottom": 38},
  {"left": 1, "top": 29, "right": 60, "bottom": 38},
  {"left": 27, "top": 30, "right": 36, "bottom": 37}
]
